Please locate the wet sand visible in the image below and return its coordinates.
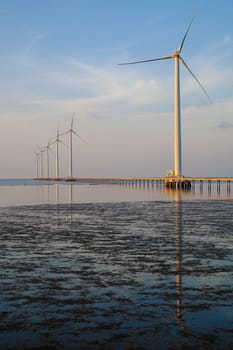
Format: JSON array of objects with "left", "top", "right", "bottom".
[{"left": 0, "top": 200, "right": 232, "bottom": 349}]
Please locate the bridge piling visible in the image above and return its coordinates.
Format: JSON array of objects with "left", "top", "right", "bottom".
[
  {"left": 36, "top": 177, "right": 233, "bottom": 194},
  {"left": 208, "top": 180, "right": 211, "bottom": 194}
]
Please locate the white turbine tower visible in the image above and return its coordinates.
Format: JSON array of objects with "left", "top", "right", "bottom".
[
  {"left": 61, "top": 116, "right": 86, "bottom": 179},
  {"left": 42, "top": 139, "right": 51, "bottom": 179},
  {"left": 34, "top": 151, "right": 40, "bottom": 178},
  {"left": 119, "top": 17, "right": 211, "bottom": 178},
  {"left": 39, "top": 147, "right": 46, "bottom": 179},
  {"left": 51, "top": 128, "right": 65, "bottom": 179}
]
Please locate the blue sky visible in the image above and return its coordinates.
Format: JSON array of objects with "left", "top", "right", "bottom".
[{"left": 0, "top": 0, "right": 232, "bottom": 178}]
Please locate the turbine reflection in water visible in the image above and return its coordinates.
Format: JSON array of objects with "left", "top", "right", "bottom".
[
  {"left": 174, "top": 190, "right": 183, "bottom": 324},
  {"left": 55, "top": 183, "right": 59, "bottom": 205},
  {"left": 165, "top": 188, "right": 183, "bottom": 324}
]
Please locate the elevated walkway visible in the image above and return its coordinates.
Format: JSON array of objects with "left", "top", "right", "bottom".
[{"left": 35, "top": 176, "right": 233, "bottom": 191}]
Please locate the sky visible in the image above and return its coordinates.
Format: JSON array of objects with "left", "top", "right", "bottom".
[{"left": 0, "top": 0, "right": 232, "bottom": 178}]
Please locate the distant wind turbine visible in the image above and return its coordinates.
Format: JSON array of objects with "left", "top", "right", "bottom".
[
  {"left": 61, "top": 115, "right": 86, "bottom": 179},
  {"left": 39, "top": 147, "right": 46, "bottom": 179},
  {"left": 42, "top": 139, "right": 52, "bottom": 179},
  {"left": 51, "top": 127, "right": 65, "bottom": 179},
  {"left": 34, "top": 151, "right": 40, "bottom": 178},
  {"left": 119, "top": 17, "right": 211, "bottom": 177}
]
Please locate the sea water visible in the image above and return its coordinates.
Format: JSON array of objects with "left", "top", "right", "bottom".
[
  {"left": 0, "top": 178, "right": 232, "bottom": 206},
  {"left": 0, "top": 179, "right": 232, "bottom": 349}
]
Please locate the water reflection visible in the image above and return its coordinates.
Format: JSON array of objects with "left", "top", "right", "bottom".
[
  {"left": 165, "top": 189, "right": 183, "bottom": 324},
  {"left": 174, "top": 191, "right": 183, "bottom": 324},
  {"left": 0, "top": 189, "right": 232, "bottom": 349},
  {"left": 36, "top": 182, "right": 186, "bottom": 325},
  {"left": 0, "top": 179, "right": 232, "bottom": 207},
  {"left": 55, "top": 184, "right": 59, "bottom": 205},
  {"left": 69, "top": 183, "right": 73, "bottom": 205}
]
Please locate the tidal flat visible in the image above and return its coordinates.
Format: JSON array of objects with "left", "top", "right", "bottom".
[{"left": 0, "top": 200, "right": 232, "bottom": 349}]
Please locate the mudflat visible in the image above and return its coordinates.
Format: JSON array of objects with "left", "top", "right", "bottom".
[{"left": 0, "top": 201, "right": 232, "bottom": 349}]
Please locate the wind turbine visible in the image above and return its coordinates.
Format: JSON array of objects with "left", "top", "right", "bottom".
[
  {"left": 119, "top": 17, "right": 211, "bottom": 177},
  {"left": 61, "top": 116, "right": 86, "bottom": 179},
  {"left": 51, "top": 127, "right": 65, "bottom": 179},
  {"left": 34, "top": 151, "right": 40, "bottom": 178},
  {"left": 39, "top": 147, "right": 46, "bottom": 179},
  {"left": 42, "top": 139, "right": 52, "bottom": 179}
]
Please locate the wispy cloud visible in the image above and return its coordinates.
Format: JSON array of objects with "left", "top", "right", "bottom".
[
  {"left": 0, "top": 35, "right": 232, "bottom": 130},
  {"left": 218, "top": 121, "right": 233, "bottom": 130}
]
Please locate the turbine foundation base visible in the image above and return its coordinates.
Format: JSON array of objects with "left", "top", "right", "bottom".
[{"left": 165, "top": 177, "right": 191, "bottom": 190}]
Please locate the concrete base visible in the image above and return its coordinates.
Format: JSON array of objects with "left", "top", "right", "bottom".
[{"left": 165, "top": 177, "right": 191, "bottom": 190}]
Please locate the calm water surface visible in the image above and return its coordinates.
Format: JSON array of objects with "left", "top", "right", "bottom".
[
  {"left": 0, "top": 178, "right": 232, "bottom": 206},
  {"left": 0, "top": 179, "right": 232, "bottom": 349}
]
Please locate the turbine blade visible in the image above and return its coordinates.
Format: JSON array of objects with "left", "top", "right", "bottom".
[
  {"left": 118, "top": 55, "right": 173, "bottom": 65},
  {"left": 49, "top": 135, "right": 56, "bottom": 143},
  {"left": 47, "top": 138, "right": 52, "bottom": 147},
  {"left": 71, "top": 113, "right": 75, "bottom": 129},
  {"left": 179, "top": 57, "right": 212, "bottom": 104},
  {"left": 50, "top": 140, "right": 56, "bottom": 146},
  {"left": 58, "top": 139, "right": 67, "bottom": 146},
  {"left": 60, "top": 130, "right": 69, "bottom": 137},
  {"left": 73, "top": 130, "right": 87, "bottom": 144},
  {"left": 178, "top": 16, "right": 195, "bottom": 52}
]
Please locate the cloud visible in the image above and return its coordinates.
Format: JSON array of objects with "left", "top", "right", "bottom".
[
  {"left": 184, "top": 37, "right": 233, "bottom": 98},
  {"left": 218, "top": 121, "right": 233, "bottom": 130},
  {"left": 0, "top": 56, "right": 169, "bottom": 122},
  {"left": 0, "top": 39, "right": 232, "bottom": 136}
]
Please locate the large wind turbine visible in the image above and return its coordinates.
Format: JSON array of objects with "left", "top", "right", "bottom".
[
  {"left": 119, "top": 17, "right": 211, "bottom": 177},
  {"left": 61, "top": 116, "right": 86, "bottom": 179}
]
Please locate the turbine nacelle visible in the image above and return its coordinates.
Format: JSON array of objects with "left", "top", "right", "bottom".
[{"left": 173, "top": 50, "right": 180, "bottom": 57}]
